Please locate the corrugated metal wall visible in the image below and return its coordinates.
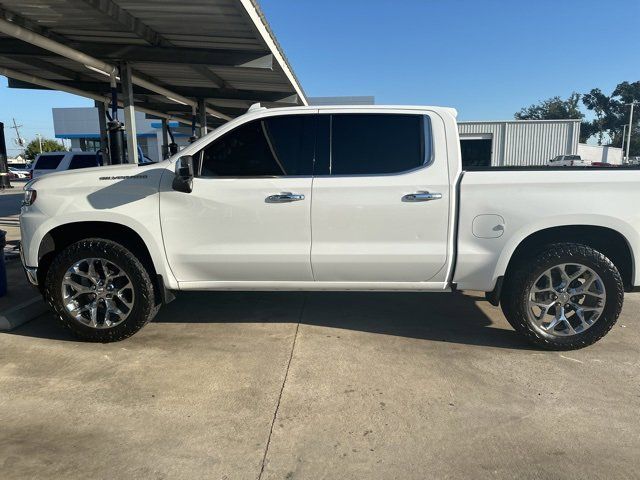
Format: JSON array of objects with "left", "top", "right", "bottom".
[{"left": 458, "top": 120, "right": 580, "bottom": 166}]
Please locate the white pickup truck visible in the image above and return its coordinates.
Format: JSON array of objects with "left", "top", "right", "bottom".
[{"left": 20, "top": 105, "right": 640, "bottom": 349}]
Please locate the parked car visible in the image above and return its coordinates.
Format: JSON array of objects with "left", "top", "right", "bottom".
[
  {"left": 20, "top": 105, "right": 640, "bottom": 349},
  {"left": 548, "top": 155, "right": 590, "bottom": 167},
  {"left": 590, "top": 162, "right": 617, "bottom": 168},
  {"left": 31, "top": 151, "right": 103, "bottom": 179},
  {"left": 8, "top": 167, "right": 30, "bottom": 179}
]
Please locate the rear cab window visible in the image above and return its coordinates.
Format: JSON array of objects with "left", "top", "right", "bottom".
[
  {"left": 34, "top": 154, "right": 65, "bottom": 170},
  {"left": 69, "top": 154, "right": 101, "bottom": 170}
]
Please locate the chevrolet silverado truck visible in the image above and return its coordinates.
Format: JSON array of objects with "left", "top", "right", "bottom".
[{"left": 20, "top": 105, "right": 640, "bottom": 349}]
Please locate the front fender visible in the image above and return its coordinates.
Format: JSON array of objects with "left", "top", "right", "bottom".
[{"left": 20, "top": 164, "right": 179, "bottom": 289}]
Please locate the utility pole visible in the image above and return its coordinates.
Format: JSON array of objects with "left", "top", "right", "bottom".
[
  {"left": 625, "top": 102, "right": 638, "bottom": 161},
  {"left": 11, "top": 118, "right": 22, "bottom": 139},
  {"left": 621, "top": 124, "right": 627, "bottom": 162},
  {"left": 35, "top": 133, "right": 43, "bottom": 153},
  {"left": 10, "top": 118, "right": 25, "bottom": 151}
]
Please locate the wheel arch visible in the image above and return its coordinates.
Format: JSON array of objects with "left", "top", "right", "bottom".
[
  {"left": 501, "top": 225, "right": 635, "bottom": 292},
  {"left": 37, "top": 221, "right": 167, "bottom": 302}
]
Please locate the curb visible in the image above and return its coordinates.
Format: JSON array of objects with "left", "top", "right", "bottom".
[{"left": 0, "top": 296, "right": 50, "bottom": 331}]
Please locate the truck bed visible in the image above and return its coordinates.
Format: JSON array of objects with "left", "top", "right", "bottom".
[{"left": 453, "top": 168, "right": 640, "bottom": 291}]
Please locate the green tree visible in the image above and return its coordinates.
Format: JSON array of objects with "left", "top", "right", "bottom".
[
  {"left": 607, "top": 81, "right": 640, "bottom": 155},
  {"left": 515, "top": 93, "right": 584, "bottom": 121},
  {"left": 514, "top": 82, "right": 640, "bottom": 153},
  {"left": 514, "top": 93, "right": 591, "bottom": 142},
  {"left": 24, "top": 138, "right": 67, "bottom": 160},
  {"left": 582, "top": 88, "right": 612, "bottom": 145},
  {"left": 613, "top": 81, "right": 640, "bottom": 105},
  {"left": 579, "top": 81, "right": 640, "bottom": 155}
]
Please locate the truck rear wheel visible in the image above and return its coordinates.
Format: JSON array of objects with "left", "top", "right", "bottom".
[
  {"left": 501, "top": 243, "right": 624, "bottom": 350},
  {"left": 44, "top": 239, "right": 159, "bottom": 342}
]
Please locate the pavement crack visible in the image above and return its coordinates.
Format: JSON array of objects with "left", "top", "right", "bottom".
[{"left": 257, "top": 295, "right": 305, "bottom": 480}]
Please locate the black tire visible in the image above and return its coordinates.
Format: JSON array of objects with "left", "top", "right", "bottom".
[
  {"left": 501, "top": 242, "right": 624, "bottom": 350},
  {"left": 44, "top": 238, "right": 159, "bottom": 342}
]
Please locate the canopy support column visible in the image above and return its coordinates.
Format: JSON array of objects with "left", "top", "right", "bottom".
[
  {"left": 95, "top": 100, "right": 109, "bottom": 165},
  {"left": 120, "top": 62, "right": 138, "bottom": 163},
  {"left": 161, "top": 118, "right": 169, "bottom": 159},
  {"left": 198, "top": 98, "right": 208, "bottom": 137}
]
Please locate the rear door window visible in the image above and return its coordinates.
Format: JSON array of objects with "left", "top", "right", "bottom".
[
  {"left": 35, "top": 155, "right": 64, "bottom": 170},
  {"left": 68, "top": 154, "right": 100, "bottom": 170},
  {"left": 329, "top": 114, "right": 428, "bottom": 175}
]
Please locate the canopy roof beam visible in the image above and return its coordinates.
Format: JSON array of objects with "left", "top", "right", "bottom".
[
  {"left": 7, "top": 78, "right": 297, "bottom": 103},
  {"left": 192, "top": 65, "right": 231, "bottom": 90},
  {"left": 0, "top": 6, "right": 68, "bottom": 44},
  {"left": 0, "top": 16, "right": 231, "bottom": 121},
  {"left": 0, "top": 54, "right": 91, "bottom": 81},
  {"left": 0, "top": 39, "right": 274, "bottom": 69},
  {"left": 74, "top": 0, "right": 237, "bottom": 103},
  {"left": 0, "top": 0, "right": 307, "bottom": 125},
  {"left": 0, "top": 66, "right": 197, "bottom": 127},
  {"left": 71, "top": 0, "right": 165, "bottom": 47}
]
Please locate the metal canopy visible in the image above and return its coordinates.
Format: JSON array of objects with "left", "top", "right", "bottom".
[{"left": 0, "top": 0, "right": 307, "bottom": 128}]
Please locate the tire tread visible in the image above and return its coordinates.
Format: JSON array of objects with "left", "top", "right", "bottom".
[{"left": 44, "top": 238, "right": 157, "bottom": 342}]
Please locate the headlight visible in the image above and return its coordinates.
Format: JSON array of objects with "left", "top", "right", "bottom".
[{"left": 23, "top": 188, "right": 37, "bottom": 206}]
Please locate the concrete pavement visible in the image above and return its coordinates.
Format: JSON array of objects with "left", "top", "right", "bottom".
[
  {"left": 1, "top": 290, "right": 639, "bottom": 479},
  {"left": 0, "top": 183, "right": 48, "bottom": 330}
]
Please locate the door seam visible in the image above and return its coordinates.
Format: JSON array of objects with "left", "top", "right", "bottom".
[{"left": 309, "top": 175, "right": 316, "bottom": 280}]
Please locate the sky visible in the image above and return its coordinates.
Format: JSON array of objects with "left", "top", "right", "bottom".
[{"left": 2, "top": 0, "right": 639, "bottom": 155}]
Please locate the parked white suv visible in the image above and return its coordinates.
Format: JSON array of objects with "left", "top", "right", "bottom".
[
  {"left": 20, "top": 105, "right": 640, "bottom": 349},
  {"left": 32, "top": 151, "right": 102, "bottom": 179}
]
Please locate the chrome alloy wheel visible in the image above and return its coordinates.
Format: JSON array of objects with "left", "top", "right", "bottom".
[
  {"left": 527, "top": 263, "right": 606, "bottom": 337},
  {"left": 61, "top": 258, "right": 135, "bottom": 329}
]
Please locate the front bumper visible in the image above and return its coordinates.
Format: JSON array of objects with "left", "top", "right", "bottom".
[{"left": 19, "top": 243, "right": 38, "bottom": 286}]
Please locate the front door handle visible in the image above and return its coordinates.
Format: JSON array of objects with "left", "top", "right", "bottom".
[
  {"left": 265, "top": 192, "right": 305, "bottom": 203},
  {"left": 402, "top": 191, "right": 443, "bottom": 202}
]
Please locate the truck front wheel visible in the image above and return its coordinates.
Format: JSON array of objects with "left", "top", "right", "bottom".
[
  {"left": 501, "top": 243, "right": 624, "bottom": 350},
  {"left": 44, "top": 238, "right": 159, "bottom": 342}
]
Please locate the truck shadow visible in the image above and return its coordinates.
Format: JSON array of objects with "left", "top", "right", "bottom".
[
  {"left": 12, "top": 291, "right": 532, "bottom": 350},
  {"left": 85, "top": 166, "right": 167, "bottom": 210}
]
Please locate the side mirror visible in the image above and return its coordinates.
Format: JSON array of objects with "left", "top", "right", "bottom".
[{"left": 172, "top": 155, "right": 194, "bottom": 193}]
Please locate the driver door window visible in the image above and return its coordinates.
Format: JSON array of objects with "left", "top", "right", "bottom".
[{"left": 199, "top": 115, "right": 315, "bottom": 177}]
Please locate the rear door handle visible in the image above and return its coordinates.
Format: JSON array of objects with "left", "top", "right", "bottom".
[
  {"left": 402, "top": 191, "right": 443, "bottom": 202},
  {"left": 265, "top": 192, "right": 305, "bottom": 203}
]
